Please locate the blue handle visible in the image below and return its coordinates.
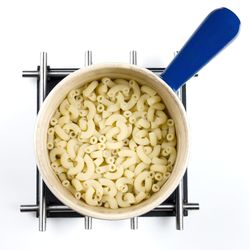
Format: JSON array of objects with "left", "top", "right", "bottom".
[{"left": 160, "top": 7, "right": 240, "bottom": 91}]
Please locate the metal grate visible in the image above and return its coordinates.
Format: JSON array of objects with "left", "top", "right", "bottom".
[{"left": 20, "top": 51, "right": 199, "bottom": 231}]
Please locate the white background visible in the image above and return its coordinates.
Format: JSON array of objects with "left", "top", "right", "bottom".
[{"left": 0, "top": 0, "right": 249, "bottom": 249}]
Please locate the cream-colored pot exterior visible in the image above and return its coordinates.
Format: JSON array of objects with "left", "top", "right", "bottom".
[{"left": 35, "top": 63, "right": 189, "bottom": 220}]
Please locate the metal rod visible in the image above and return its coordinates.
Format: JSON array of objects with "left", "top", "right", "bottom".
[
  {"left": 153, "top": 204, "right": 175, "bottom": 211},
  {"left": 83, "top": 50, "right": 93, "bottom": 230},
  {"left": 20, "top": 203, "right": 199, "bottom": 213},
  {"left": 174, "top": 50, "right": 185, "bottom": 231},
  {"left": 39, "top": 52, "right": 47, "bottom": 107},
  {"left": 130, "top": 217, "right": 138, "bottom": 230},
  {"left": 84, "top": 216, "right": 92, "bottom": 230},
  {"left": 175, "top": 89, "right": 184, "bottom": 230},
  {"left": 38, "top": 52, "right": 47, "bottom": 232},
  {"left": 85, "top": 50, "right": 92, "bottom": 67},
  {"left": 129, "top": 50, "right": 139, "bottom": 230},
  {"left": 22, "top": 69, "right": 78, "bottom": 77},
  {"left": 176, "top": 87, "right": 182, "bottom": 100},
  {"left": 22, "top": 67, "right": 196, "bottom": 78},
  {"left": 20, "top": 205, "right": 39, "bottom": 211},
  {"left": 22, "top": 67, "right": 165, "bottom": 78},
  {"left": 176, "top": 180, "right": 184, "bottom": 230},
  {"left": 183, "top": 203, "right": 200, "bottom": 210},
  {"left": 129, "top": 50, "right": 137, "bottom": 65}
]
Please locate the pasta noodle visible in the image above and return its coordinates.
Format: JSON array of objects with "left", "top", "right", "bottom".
[
  {"left": 98, "top": 178, "right": 117, "bottom": 196},
  {"left": 76, "top": 154, "right": 95, "bottom": 181},
  {"left": 54, "top": 125, "right": 70, "bottom": 141},
  {"left": 116, "top": 191, "right": 131, "bottom": 208},
  {"left": 132, "top": 128, "right": 149, "bottom": 145},
  {"left": 68, "top": 104, "right": 79, "bottom": 121},
  {"left": 149, "top": 132, "right": 157, "bottom": 146},
  {"left": 47, "top": 128, "right": 54, "bottom": 149},
  {"left": 141, "top": 85, "right": 156, "bottom": 96},
  {"left": 67, "top": 157, "right": 84, "bottom": 175},
  {"left": 106, "top": 127, "right": 120, "bottom": 141},
  {"left": 106, "top": 141, "right": 123, "bottom": 150},
  {"left": 83, "top": 179, "right": 104, "bottom": 199},
  {"left": 102, "top": 195, "right": 118, "bottom": 209},
  {"left": 58, "top": 115, "right": 70, "bottom": 127},
  {"left": 79, "top": 119, "right": 95, "bottom": 139},
  {"left": 84, "top": 187, "right": 99, "bottom": 206},
  {"left": 137, "top": 94, "right": 150, "bottom": 111},
  {"left": 134, "top": 171, "right": 152, "bottom": 193},
  {"left": 63, "top": 123, "right": 81, "bottom": 135},
  {"left": 147, "top": 95, "right": 161, "bottom": 106},
  {"left": 115, "top": 177, "right": 133, "bottom": 193},
  {"left": 59, "top": 99, "right": 70, "bottom": 115},
  {"left": 116, "top": 121, "right": 128, "bottom": 141},
  {"left": 67, "top": 139, "right": 78, "bottom": 160},
  {"left": 124, "top": 193, "right": 135, "bottom": 204},
  {"left": 47, "top": 77, "right": 177, "bottom": 209},
  {"left": 104, "top": 166, "right": 124, "bottom": 180},
  {"left": 134, "top": 162, "right": 149, "bottom": 176},
  {"left": 136, "top": 146, "right": 151, "bottom": 164},
  {"left": 49, "top": 147, "right": 66, "bottom": 162},
  {"left": 105, "top": 114, "right": 126, "bottom": 126},
  {"left": 72, "top": 178, "right": 83, "bottom": 192},
  {"left": 61, "top": 153, "right": 74, "bottom": 169},
  {"left": 82, "top": 80, "right": 98, "bottom": 97}
]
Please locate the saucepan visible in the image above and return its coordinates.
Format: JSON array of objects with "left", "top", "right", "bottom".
[{"left": 35, "top": 8, "right": 240, "bottom": 220}]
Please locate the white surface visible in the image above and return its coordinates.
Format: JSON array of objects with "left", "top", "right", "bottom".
[{"left": 0, "top": 0, "right": 249, "bottom": 249}]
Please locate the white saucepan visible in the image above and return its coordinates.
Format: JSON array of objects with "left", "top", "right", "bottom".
[{"left": 35, "top": 8, "right": 240, "bottom": 220}]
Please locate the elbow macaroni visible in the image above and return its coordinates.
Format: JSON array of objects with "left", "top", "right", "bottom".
[{"left": 47, "top": 77, "right": 177, "bottom": 209}]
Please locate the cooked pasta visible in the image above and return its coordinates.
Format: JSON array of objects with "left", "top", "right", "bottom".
[{"left": 47, "top": 77, "right": 177, "bottom": 209}]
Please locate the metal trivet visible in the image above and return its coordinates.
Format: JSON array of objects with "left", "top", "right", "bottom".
[{"left": 20, "top": 51, "right": 199, "bottom": 231}]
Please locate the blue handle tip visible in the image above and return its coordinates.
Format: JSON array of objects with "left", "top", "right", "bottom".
[{"left": 161, "top": 7, "right": 240, "bottom": 91}]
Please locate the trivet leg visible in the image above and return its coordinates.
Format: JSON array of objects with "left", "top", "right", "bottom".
[
  {"left": 84, "top": 216, "right": 92, "bottom": 230},
  {"left": 129, "top": 50, "right": 137, "bottom": 65},
  {"left": 38, "top": 52, "right": 48, "bottom": 232},
  {"left": 130, "top": 217, "right": 138, "bottom": 230},
  {"left": 129, "top": 50, "right": 139, "bottom": 230},
  {"left": 176, "top": 180, "right": 184, "bottom": 230},
  {"left": 85, "top": 50, "right": 92, "bottom": 66},
  {"left": 83, "top": 50, "right": 93, "bottom": 230}
]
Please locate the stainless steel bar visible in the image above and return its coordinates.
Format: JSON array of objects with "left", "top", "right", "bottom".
[
  {"left": 22, "top": 69, "right": 78, "bottom": 77},
  {"left": 176, "top": 87, "right": 182, "bottom": 100},
  {"left": 22, "top": 70, "right": 41, "bottom": 77},
  {"left": 153, "top": 204, "right": 175, "bottom": 211},
  {"left": 84, "top": 50, "right": 93, "bottom": 230},
  {"left": 39, "top": 52, "right": 47, "bottom": 107},
  {"left": 130, "top": 217, "right": 138, "bottom": 230},
  {"left": 175, "top": 180, "right": 184, "bottom": 230},
  {"left": 129, "top": 50, "right": 137, "bottom": 65},
  {"left": 20, "top": 203, "right": 199, "bottom": 213},
  {"left": 183, "top": 203, "right": 200, "bottom": 210},
  {"left": 153, "top": 203, "right": 200, "bottom": 212},
  {"left": 85, "top": 50, "right": 92, "bottom": 67},
  {"left": 176, "top": 88, "right": 184, "bottom": 230},
  {"left": 20, "top": 205, "right": 72, "bottom": 212},
  {"left": 174, "top": 49, "right": 184, "bottom": 231},
  {"left": 129, "top": 50, "right": 139, "bottom": 230},
  {"left": 20, "top": 205, "right": 39, "bottom": 212},
  {"left": 47, "top": 205, "right": 72, "bottom": 212},
  {"left": 38, "top": 52, "right": 47, "bottom": 232},
  {"left": 22, "top": 68, "right": 165, "bottom": 78},
  {"left": 22, "top": 67, "right": 195, "bottom": 78},
  {"left": 84, "top": 216, "right": 92, "bottom": 230}
]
